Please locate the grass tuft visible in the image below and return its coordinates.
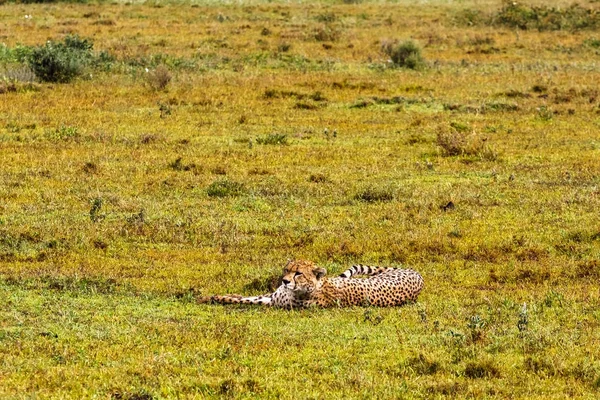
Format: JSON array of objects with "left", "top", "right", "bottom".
[
  {"left": 146, "top": 65, "right": 172, "bottom": 91},
  {"left": 206, "top": 179, "right": 246, "bottom": 198},
  {"left": 354, "top": 186, "right": 394, "bottom": 203}
]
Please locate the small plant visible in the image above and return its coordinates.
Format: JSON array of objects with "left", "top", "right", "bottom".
[
  {"left": 206, "top": 179, "right": 246, "bottom": 198},
  {"left": 255, "top": 133, "right": 288, "bottom": 145},
  {"left": 466, "top": 315, "right": 486, "bottom": 343},
  {"left": 89, "top": 198, "right": 103, "bottom": 223},
  {"left": 518, "top": 303, "right": 529, "bottom": 333},
  {"left": 159, "top": 103, "right": 172, "bottom": 118},
  {"left": 543, "top": 290, "right": 564, "bottom": 308},
  {"left": 363, "top": 308, "right": 383, "bottom": 325},
  {"left": 536, "top": 106, "right": 553, "bottom": 121},
  {"left": 147, "top": 65, "right": 171, "bottom": 90},
  {"left": 382, "top": 40, "right": 425, "bottom": 69},
  {"left": 126, "top": 209, "right": 146, "bottom": 226}
]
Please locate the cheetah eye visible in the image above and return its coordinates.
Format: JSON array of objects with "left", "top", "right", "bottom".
[{"left": 294, "top": 272, "right": 302, "bottom": 276}]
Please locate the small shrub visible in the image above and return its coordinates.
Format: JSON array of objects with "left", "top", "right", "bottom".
[
  {"left": 27, "top": 35, "right": 94, "bottom": 83},
  {"left": 382, "top": 40, "right": 425, "bottom": 69},
  {"left": 147, "top": 65, "right": 171, "bottom": 90},
  {"left": 206, "top": 179, "right": 246, "bottom": 198},
  {"left": 256, "top": 133, "right": 288, "bottom": 145}
]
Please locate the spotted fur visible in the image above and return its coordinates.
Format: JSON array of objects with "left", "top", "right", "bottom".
[{"left": 199, "top": 260, "right": 424, "bottom": 309}]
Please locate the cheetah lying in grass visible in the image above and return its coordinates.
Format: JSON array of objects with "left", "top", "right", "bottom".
[{"left": 199, "top": 260, "right": 424, "bottom": 309}]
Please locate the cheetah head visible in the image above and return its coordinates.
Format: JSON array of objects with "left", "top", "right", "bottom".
[{"left": 281, "top": 259, "right": 326, "bottom": 297}]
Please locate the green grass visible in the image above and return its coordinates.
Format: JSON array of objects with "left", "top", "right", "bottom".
[{"left": 1, "top": 0, "right": 600, "bottom": 398}]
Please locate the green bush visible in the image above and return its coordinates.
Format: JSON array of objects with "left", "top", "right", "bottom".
[
  {"left": 382, "top": 40, "right": 425, "bottom": 70},
  {"left": 27, "top": 35, "right": 94, "bottom": 83}
]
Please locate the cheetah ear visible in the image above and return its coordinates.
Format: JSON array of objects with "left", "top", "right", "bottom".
[
  {"left": 284, "top": 258, "right": 293, "bottom": 272},
  {"left": 313, "top": 267, "right": 327, "bottom": 279}
]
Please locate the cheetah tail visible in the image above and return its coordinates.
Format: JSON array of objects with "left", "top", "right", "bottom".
[{"left": 339, "top": 264, "right": 387, "bottom": 278}]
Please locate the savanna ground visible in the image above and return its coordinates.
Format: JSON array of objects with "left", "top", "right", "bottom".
[{"left": 1, "top": 0, "right": 600, "bottom": 398}]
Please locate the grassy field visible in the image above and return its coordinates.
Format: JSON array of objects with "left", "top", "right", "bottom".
[{"left": 1, "top": 0, "right": 600, "bottom": 398}]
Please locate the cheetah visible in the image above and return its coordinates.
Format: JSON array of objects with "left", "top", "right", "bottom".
[{"left": 199, "top": 260, "right": 424, "bottom": 309}]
